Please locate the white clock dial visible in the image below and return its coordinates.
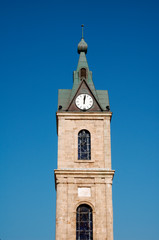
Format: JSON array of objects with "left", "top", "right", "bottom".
[{"left": 75, "top": 94, "right": 93, "bottom": 110}]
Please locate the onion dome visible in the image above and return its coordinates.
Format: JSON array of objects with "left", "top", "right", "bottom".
[
  {"left": 77, "top": 24, "right": 88, "bottom": 54},
  {"left": 77, "top": 38, "right": 88, "bottom": 54}
]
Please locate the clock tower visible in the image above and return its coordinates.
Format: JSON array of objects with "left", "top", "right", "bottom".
[{"left": 54, "top": 28, "right": 115, "bottom": 240}]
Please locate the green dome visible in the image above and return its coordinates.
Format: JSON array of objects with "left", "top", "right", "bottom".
[{"left": 77, "top": 38, "right": 88, "bottom": 54}]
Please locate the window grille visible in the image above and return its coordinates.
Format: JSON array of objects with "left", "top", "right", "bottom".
[
  {"left": 78, "top": 130, "right": 91, "bottom": 160},
  {"left": 76, "top": 204, "right": 93, "bottom": 240}
]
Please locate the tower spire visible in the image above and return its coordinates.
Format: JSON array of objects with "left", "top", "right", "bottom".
[
  {"left": 81, "top": 24, "right": 84, "bottom": 39},
  {"left": 77, "top": 25, "right": 88, "bottom": 54}
]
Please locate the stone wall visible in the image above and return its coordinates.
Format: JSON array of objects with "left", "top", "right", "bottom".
[
  {"left": 55, "top": 112, "right": 114, "bottom": 240},
  {"left": 57, "top": 112, "right": 112, "bottom": 169}
]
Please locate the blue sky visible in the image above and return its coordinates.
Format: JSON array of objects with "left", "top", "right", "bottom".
[{"left": 0, "top": 0, "right": 159, "bottom": 239}]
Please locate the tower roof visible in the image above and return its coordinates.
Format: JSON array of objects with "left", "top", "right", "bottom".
[{"left": 57, "top": 27, "right": 110, "bottom": 112}]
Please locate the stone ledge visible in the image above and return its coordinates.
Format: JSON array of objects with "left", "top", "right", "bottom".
[
  {"left": 54, "top": 169, "right": 115, "bottom": 187},
  {"left": 56, "top": 111, "right": 112, "bottom": 118}
]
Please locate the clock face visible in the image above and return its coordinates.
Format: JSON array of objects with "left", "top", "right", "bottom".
[{"left": 75, "top": 94, "right": 93, "bottom": 110}]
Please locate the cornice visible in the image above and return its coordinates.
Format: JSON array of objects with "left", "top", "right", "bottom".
[
  {"left": 54, "top": 168, "right": 115, "bottom": 175},
  {"left": 54, "top": 168, "right": 115, "bottom": 177},
  {"left": 54, "top": 169, "right": 115, "bottom": 187},
  {"left": 56, "top": 111, "right": 112, "bottom": 118}
]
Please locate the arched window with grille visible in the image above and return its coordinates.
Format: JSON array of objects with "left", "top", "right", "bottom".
[
  {"left": 78, "top": 130, "right": 91, "bottom": 160},
  {"left": 76, "top": 204, "right": 93, "bottom": 240}
]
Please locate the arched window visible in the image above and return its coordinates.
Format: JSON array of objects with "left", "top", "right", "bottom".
[
  {"left": 81, "top": 68, "right": 86, "bottom": 78},
  {"left": 80, "top": 68, "right": 87, "bottom": 80},
  {"left": 78, "top": 130, "right": 91, "bottom": 160},
  {"left": 76, "top": 204, "right": 93, "bottom": 240}
]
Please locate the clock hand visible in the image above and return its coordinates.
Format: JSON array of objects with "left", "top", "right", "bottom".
[{"left": 83, "top": 95, "right": 86, "bottom": 104}]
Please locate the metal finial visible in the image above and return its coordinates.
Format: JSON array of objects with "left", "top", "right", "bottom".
[{"left": 81, "top": 24, "right": 84, "bottom": 39}]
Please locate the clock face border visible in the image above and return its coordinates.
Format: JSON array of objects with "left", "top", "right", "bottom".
[{"left": 75, "top": 94, "right": 94, "bottom": 110}]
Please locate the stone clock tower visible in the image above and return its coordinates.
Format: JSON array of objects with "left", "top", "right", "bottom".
[{"left": 54, "top": 29, "right": 115, "bottom": 240}]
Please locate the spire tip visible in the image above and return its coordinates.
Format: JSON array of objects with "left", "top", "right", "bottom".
[{"left": 81, "top": 24, "right": 84, "bottom": 39}]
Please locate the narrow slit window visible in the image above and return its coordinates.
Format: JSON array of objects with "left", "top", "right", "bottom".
[
  {"left": 76, "top": 204, "right": 93, "bottom": 240},
  {"left": 80, "top": 68, "right": 86, "bottom": 79},
  {"left": 78, "top": 130, "right": 91, "bottom": 160}
]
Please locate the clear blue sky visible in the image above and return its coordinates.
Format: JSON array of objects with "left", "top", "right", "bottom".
[{"left": 0, "top": 0, "right": 159, "bottom": 239}]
